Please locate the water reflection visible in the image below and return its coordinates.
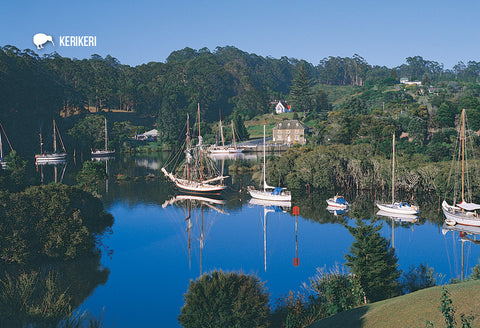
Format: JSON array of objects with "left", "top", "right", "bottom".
[
  {"left": 376, "top": 210, "right": 418, "bottom": 250},
  {"left": 162, "top": 194, "right": 229, "bottom": 275},
  {"left": 442, "top": 223, "right": 480, "bottom": 281},
  {"left": 248, "top": 198, "right": 291, "bottom": 272},
  {"left": 36, "top": 161, "right": 67, "bottom": 184}
]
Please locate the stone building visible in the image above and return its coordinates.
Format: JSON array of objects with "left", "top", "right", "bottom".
[{"left": 272, "top": 120, "right": 309, "bottom": 145}]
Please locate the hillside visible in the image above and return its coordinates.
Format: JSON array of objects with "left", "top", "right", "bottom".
[{"left": 308, "top": 280, "right": 480, "bottom": 328}]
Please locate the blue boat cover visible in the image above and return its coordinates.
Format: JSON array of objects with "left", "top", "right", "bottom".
[
  {"left": 336, "top": 197, "right": 347, "bottom": 205},
  {"left": 271, "top": 187, "right": 283, "bottom": 195}
]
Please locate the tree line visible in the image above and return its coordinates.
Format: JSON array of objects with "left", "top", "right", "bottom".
[{"left": 3, "top": 44, "right": 480, "bottom": 153}]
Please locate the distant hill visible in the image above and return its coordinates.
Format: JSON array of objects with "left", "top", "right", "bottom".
[{"left": 308, "top": 280, "right": 480, "bottom": 328}]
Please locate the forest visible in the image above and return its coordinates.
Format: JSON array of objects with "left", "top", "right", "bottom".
[{"left": 2, "top": 44, "right": 480, "bottom": 159}]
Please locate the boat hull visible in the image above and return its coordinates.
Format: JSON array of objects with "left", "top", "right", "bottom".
[
  {"left": 91, "top": 150, "right": 115, "bottom": 158},
  {"left": 35, "top": 153, "right": 67, "bottom": 164},
  {"left": 248, "top": 188, "right": 292, "bottom": 202},
  {"left": 442, "top": 200, "right": 480, "bottom": 227},
  {"left": 376, "top": 202, "right": 419, "bottom": 215},
  {"left": 326, "top": 198, "right": 349, "bottom": 209},
  {"left": 209, "top": 147, "right": 243, "bottom": 154}
]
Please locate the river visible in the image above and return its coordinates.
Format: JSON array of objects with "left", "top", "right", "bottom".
[{"left": 37, "top": 152, "right": 480, "bottom": 327}]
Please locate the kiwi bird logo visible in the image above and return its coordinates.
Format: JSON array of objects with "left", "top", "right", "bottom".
[{"left": 33, "top": 33, "right": 54, "bottom": 49}]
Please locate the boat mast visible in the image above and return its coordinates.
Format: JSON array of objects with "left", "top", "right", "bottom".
[
  {"left": 104, "top": 118, "right": 108, "bottom": 151},
  {"left": 231, "top": 120, "right": 237, "bottom": 149},
  {"left": 392, "top": 133, "right": 395, "bottom": 204},
  {"left": 53, "top": 120, "right": 57, "bottom": 153},
  {"left": 461, "top": 108, "right": 465, "bottom": 203},
  {"left": 219, "top": 111, "right": 224, "bottom": 147},
  {"left": 0, "top": 132, "right": 3, "bottom": 161},
  {"left": 263, "top": 125, "right": 266, "bottom": 192},
  {"left": 198, "top": 103, "right": 203, "bottom": 181},
  {"left": 186, "top": 114, "right": 191, "bottom": 182}
]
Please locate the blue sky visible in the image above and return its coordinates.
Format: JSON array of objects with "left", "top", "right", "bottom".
[{"left": 1, "top": 0, "right": 479, "bottom": 69}]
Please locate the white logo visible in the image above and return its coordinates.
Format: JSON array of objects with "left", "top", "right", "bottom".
[{"left": 33, "top": 33, "right": 54, "bottom": 49}]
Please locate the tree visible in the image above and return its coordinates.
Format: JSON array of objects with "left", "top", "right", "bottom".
[
  {"left": 400, "top": 262, "right": 438, "bottom": 294},
  {"left": 290, "top": 62, "right": 313, "bottom": 114},
  {"left": 344, "top": 219, "right": 401, "bottom": 302},
  {"left": 178, "top": 271, "right": 270, "bottom": 328},
  {"left": 232, "top": 111, "right": 249, "bottom": 141}
]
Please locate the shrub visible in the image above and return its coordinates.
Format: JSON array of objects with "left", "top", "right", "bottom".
[{"left": 178, "top": 271, "right": 270, "bottom": 328}]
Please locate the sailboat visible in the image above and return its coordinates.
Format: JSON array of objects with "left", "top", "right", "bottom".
[
  {"left": 91, "top": 118, "right": 115, "bottom": 158},
  {"left": 161, "top": 104, "right": 229, "bottom": 194},
  {"left": 376, "top": 133, "right": 419, "bottom": 215},
  {"left": 35, "top": 120, "right": 67, "bottom": 164},
  {"left": 208, "top": 118, "right": 243, "bottom": 154},
  {"left": 247, "top": 125, "right": 291, "bottom": 201},
  {"left": 0, "top": 123, "right": 13, "bottom": 169},
  {"left": 443, "top": 109, "right": 480, "bottom": 226}
]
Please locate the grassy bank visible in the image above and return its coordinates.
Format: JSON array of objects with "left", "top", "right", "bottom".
[{"left": 308, "top": 280, "right": 480, "bottom": 328}]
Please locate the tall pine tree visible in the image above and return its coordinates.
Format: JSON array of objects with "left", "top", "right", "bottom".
[
  {"left": 290, "top": 62, "right": 312, "bottom": 114},
  {"left": 344, "top": 219, "right": 400, "bottom": 302}
]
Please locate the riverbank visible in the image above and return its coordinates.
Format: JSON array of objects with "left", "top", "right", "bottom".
[{"left": 309, "top": 280, "right": 480, "bottom": 328}]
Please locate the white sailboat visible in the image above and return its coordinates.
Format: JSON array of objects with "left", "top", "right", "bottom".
[
  {"left": 443, "top": 109, "right": 480, "bottom": 227},
  {"left": 35, "top": 120, "right": 67, "bottom": 164},
  {"left": 91, "top": 118, "right": 115, "bottom": 158},
  {"left": 247, "top": 125, "right": 291, "bottom": 201},
  {"left": 0, "top": 123, "right": 13, "bottom": 169},
  {"left": 376, "top": 133, "right": 419, "bottom": 215},
  {"left": 326, "top": 195, "right": 350, "bottom": 209},
  {"left": 208, "top": 118, "right": 243, "bottom": 154},
  {"left": 161, "top": 104, "right": 229, "bottom": 194}
]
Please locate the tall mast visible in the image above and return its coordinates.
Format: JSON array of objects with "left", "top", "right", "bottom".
[
  {"left": 392, "top": 133, "right": 395, "bottom": 204},
  {"left": 104, "top": 118, "right": 108, "bottom": 151},
  {"left": 461, "top": 108, "right": 465, "bottom": 203},
  {"left": 231, "top": 120, "right": 237, "bottom": 149},
  {"left": 198, "top": 103, "right": 203, "bottom": 181},
  {"left": 186, "top": 114, "right": 191, "bottom": 182},
  {"left": 53, "top": 120, "right": 57, "bottom": 153},
  {"left": 263, "top": 125, "right": 266, "bottom": 192},
  {"left": 0, "top": 133, "right": 3, "bottom": 161},
  {"left": 219, "top": 111, "right": 224, "bottom": 147}
]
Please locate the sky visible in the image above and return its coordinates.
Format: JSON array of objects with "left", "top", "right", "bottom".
[{"left": 1, "top": 0, "right": 479, "bottom": 69}]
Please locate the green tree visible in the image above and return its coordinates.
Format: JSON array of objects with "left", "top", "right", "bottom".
[
  {"left": 232, "top": 111, "right": 249, "bottom": 141},
  {"left": 344, "top": 219, "right": 401, "bottom": 302},
  {"left": 178, "top": 271, "right": 270, "bottom": 328},
  {"left": 75, "top": 160, "right": 107, "bottom": 195},
  {"left": 307, "top": 266, "right": 366, "bottom": 316},
  {"left": 400, "top": 262, "right": 439, "bottom": 294},
  {"left": 290, "top": 62, "right": 313, "bottom": 114}
]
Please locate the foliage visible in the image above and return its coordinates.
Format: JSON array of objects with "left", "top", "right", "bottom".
[
  {"left": 75, "top": 160, "right": 107, "bottom": 195},
  {"left": 400, "top": 262, "right": 440, "bottom": 294},
  {"left": 0, "top": 150, "right": 29, "bottom": 192},
  {"left": 272, "top": 291, "right": 323, "bottom": 328},
  {"left": 344, "top": 219, "right": 401, "bottom": 302},
  {"left": 68, "top": 115, "right": 106, "bottom": 150},
  {"left": 178, "top": 270, "right": 270, "bottom": 328},
  {"left": 306, "top": 266, "right": 366, "bottom": 316},
  {"left": 0, "top": 184, "right": 113, "bottom": 264}
]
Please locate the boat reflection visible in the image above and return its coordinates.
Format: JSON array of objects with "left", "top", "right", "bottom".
[
  {"left": 326, "top": 205, "right": 350, "bottom": 216},
  {"left": 162, "top": 194, "right": 228, "bottom": 275},
  {"left": 36, "top": 161, "right": 67, "bottom": 184},
  {"left": 376, "top": 210, "right": 418, "bottom": 250},
  {"left": 442, "top": 223, "right": 480, "bottom": 281},
  {"left": 249, "top": 198, "right": 291, "bottom": 272}
]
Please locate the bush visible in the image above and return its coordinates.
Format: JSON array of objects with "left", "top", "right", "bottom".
[
  {"left": 178, "top": 271, "right": 270, "bottom": 328},
  {"left": 306, "top": 266, "right": 366, "bottom": 316},
  {"left": 401, "top": 262, "right": 440, "bottom": 294}
]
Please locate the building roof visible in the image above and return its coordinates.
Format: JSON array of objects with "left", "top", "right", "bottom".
[{"left": 273, "top": 120, "right": 309, "bottom": 130}]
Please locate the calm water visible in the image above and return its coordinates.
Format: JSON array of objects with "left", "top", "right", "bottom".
[{"left": 41, "top": 153, "right": 480, "bottom": 328}]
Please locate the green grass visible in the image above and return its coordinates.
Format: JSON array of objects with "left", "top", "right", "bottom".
[{"left": 307, "top": 280, "right": 480, "bottom": 328}]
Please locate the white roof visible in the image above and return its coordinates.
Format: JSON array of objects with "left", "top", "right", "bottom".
[
  {"left": 458, "top": 202, "right": 480, "bottom": 211},
  {"left": 143, "top": 129, "right": 158, "bottom": 136}
]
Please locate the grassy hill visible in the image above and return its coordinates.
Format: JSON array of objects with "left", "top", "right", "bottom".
[{"left": 308, "top": 280, "right": 480, "bottom": 328}]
